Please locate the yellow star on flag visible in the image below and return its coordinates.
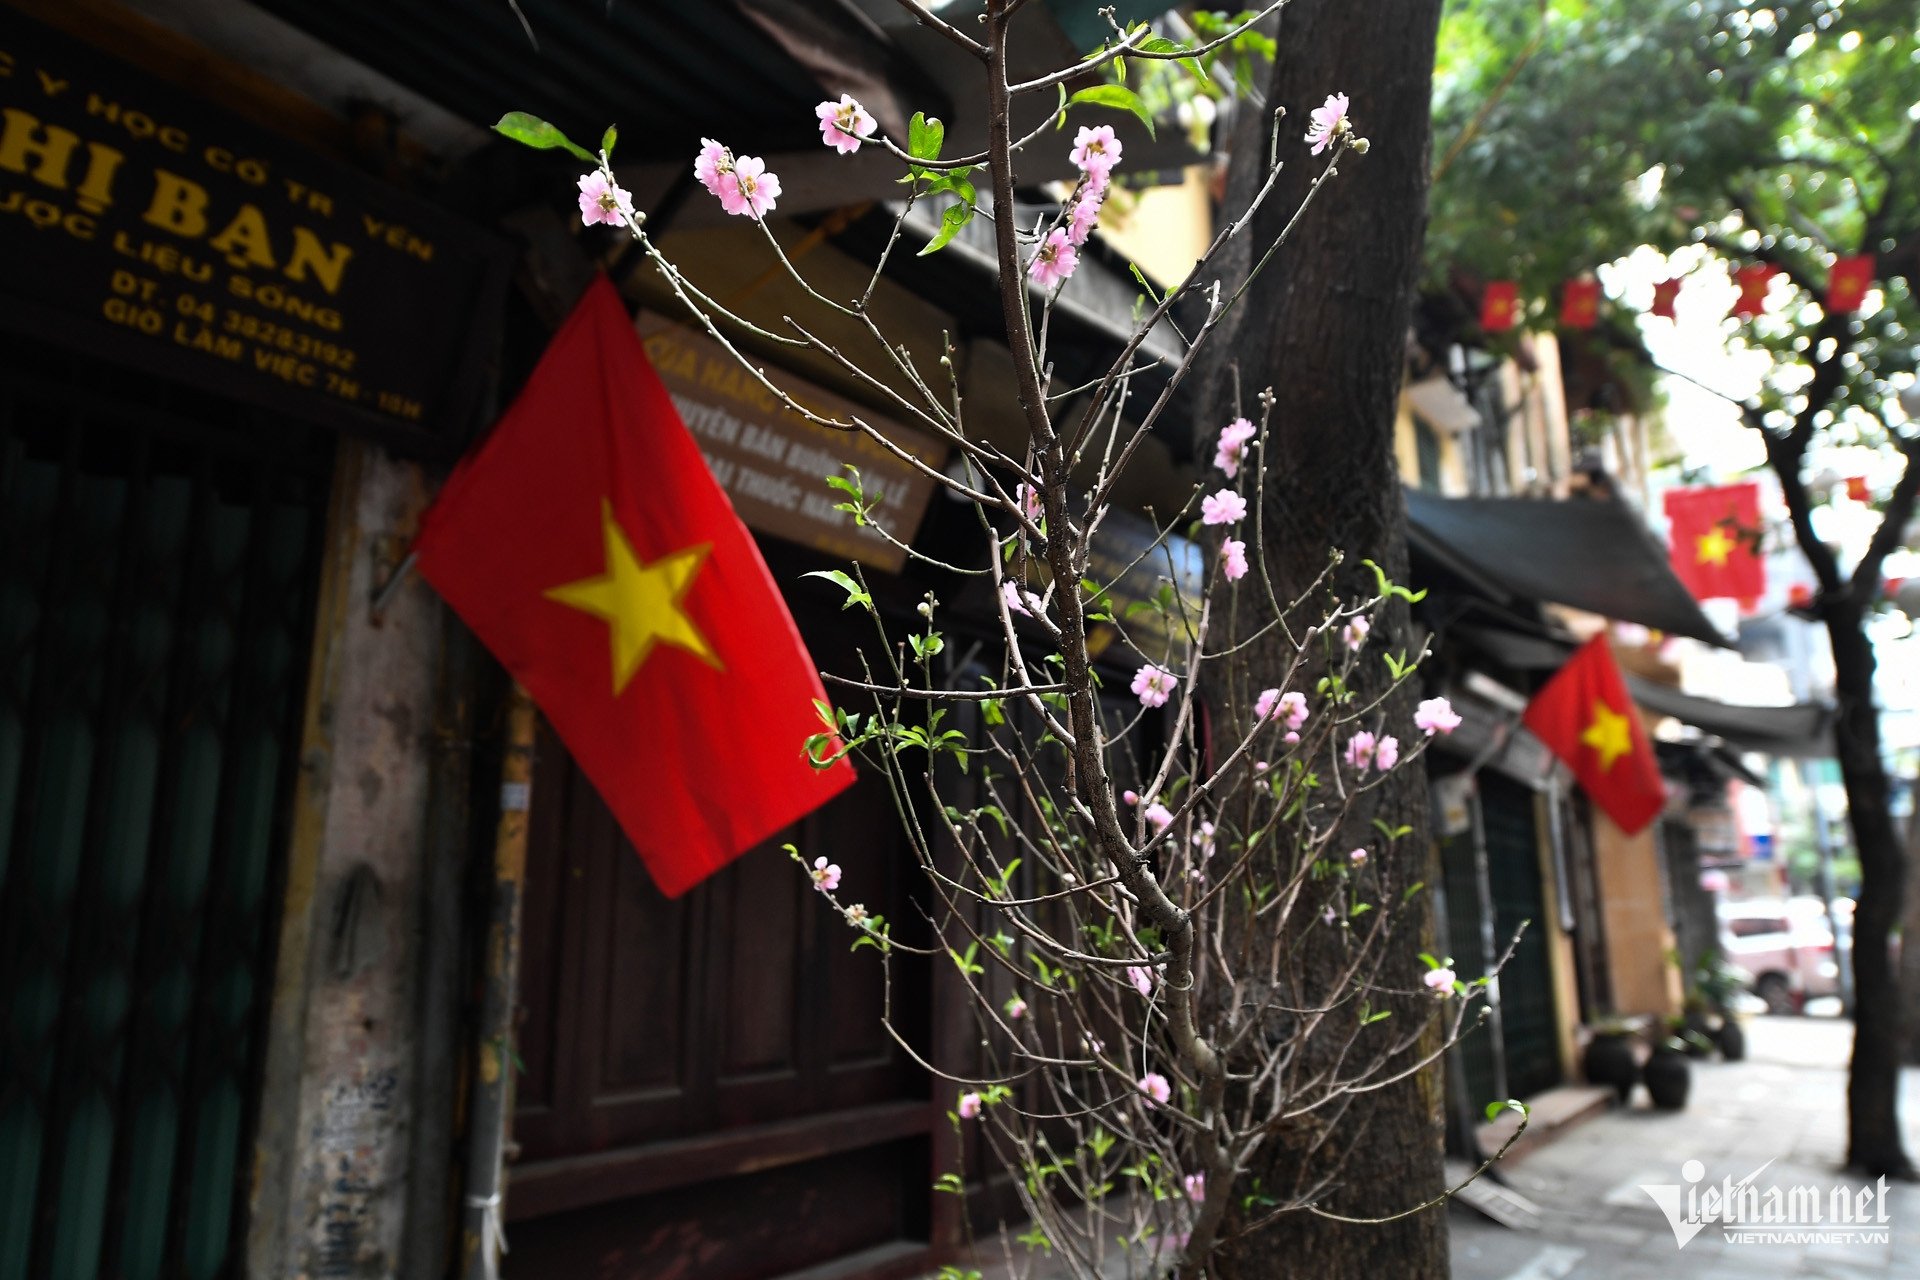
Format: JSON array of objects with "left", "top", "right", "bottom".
[
  {"left": 1579, "top": 700, "right": 1634, "bottom": 772},
  {"left": 546, "top": 500, "right": 721, "bottom": 694},
  {"left": 1695, "top": 525, "right": 1735, "bottom": 567}
]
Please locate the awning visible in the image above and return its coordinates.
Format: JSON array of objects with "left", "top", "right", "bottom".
[
  {"left": 1405, "top": 489, "right": 1733, "bottom": 647},
  {"left": 1627, "top": 676, "right": 1833, "bottom": 758}
]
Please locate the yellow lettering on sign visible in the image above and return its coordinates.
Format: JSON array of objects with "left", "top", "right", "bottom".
[
  {"left": 143, "top": 168, "right": 208, "bottom": 236},
  {"left": 285, "top": 227, "right": 353, "bottom": 296},
  {"left": 0, "top": 106, "right": 78, "bottom": 188},
  {"left": 209, "top": 202, "right": 275, "bottom": 270}
]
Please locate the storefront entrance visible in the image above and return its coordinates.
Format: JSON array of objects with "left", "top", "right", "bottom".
[
  {"left": 0, "top": 348, "right": 332, "bottom": 1279},
  {"left": 1442, "top": 771, "right": 1564, "bottom": 1111}
]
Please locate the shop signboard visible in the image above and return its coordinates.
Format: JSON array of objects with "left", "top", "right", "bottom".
[{"left": 0, "top": 10, "right": 510, "bottom": 451}]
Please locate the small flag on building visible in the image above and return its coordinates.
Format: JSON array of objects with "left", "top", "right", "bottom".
[
  {"left": 1523, "top": 636, "right": 1666, "bottom": 835},
  {"left": 1731, "top": 264, "right": 1778, "bottom": 318},
  {"left": 414, "top": 277, "right": 855, "bottom": 896},
  {"left": 1651, "top": 277, "right": 1682, "bottom": 319},
  {"left": 1560, "top": 278, "right": 1600, "bottom": 329},
  {"left": 1481, "top": 280, "right": 1519, "bottom": 332},
  {"left": 1826, "top": 255, "right": 1875, "bottom": 315},
  {"left": 1663, "top": 482, "right": 1766, "bottom": 602}
]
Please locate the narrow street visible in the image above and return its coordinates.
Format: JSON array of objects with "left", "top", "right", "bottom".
[{"left": 1451, "top": 1017, "right": 1920, "bottom": 1279}]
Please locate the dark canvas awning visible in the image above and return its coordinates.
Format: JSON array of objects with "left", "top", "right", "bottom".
[
  {"left": 1405, "top": 489, "right": 1732, "bottom": 647},
  {"left": 1627, "top": 676, "right": 1833, "bottom": 758}
]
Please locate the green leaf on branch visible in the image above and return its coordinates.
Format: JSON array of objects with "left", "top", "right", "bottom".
[
  {"left": 493, "top": 112, "right": 598, "bottom": 163},
  {"left": 802, "top": 569, "right": 871, "bottom": 611},
  {"left": 1138, "top": 35, "right": 1210, "bottom": 85},
  {"left": 1067, "top": 85, "right": 1156, "bottom": 138},
  {"left": 919, "top": 200, "right": 974, "bottom": 256},
  {"left": 1486, "top": 1099, "right": 1529, "bottom": 1122},
  {"left": 1016, "top": 1226, "right": 1053, "bottom": 1254},
  {"left": 1361, "top": 557, "right": 1428, "bottom": 604},
  {"left": 908, "top": 111, "right": 946, "bottom": 161},
  {"left": 600, "top": 124, "right": 618, "bottom": 159}
]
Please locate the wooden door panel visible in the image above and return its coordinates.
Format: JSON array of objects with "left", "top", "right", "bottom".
[
  {"left": 598, "top": 836, "right": 693, "bottom": 1096},
  {"left": 713, "top": 846, "right": 802, "bottom": 1083}
]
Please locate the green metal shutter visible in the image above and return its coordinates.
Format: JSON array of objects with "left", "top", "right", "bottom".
[{"left": 0, "top": 352, "right": 331, "bottom": 1280}]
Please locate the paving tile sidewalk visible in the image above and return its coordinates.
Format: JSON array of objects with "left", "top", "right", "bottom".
[{"left": 1451, "top": 1015, "right": 1920, "bottom": 1280}]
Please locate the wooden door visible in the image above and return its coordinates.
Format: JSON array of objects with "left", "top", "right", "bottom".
[{"left": 504, "top": 598, "right": 936, "bottom": 1280}]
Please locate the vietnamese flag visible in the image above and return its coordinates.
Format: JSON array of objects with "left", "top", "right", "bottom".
[
  {"left": 1560, "top": 278, "right": 1600, "bottom": 329},
  {"left": 1731, "top": 264, "right": 1778, "bottom": 318},
  {"left": 1480, "top": 280, "right": 1519, "bottom": 332},
  {"left": 1663, "top": 482, "right": 1765, "bottom": 601},
  {"left": 1827, "top": 255, "right": 1875, "bottom": 314},
  {"left": 1523, "top": 637, "right": 1666, "bottom": 835},
  {"left": 414, "top": 277, "right": 854, "bottom": 896},
  {"left": 1651, "top": 277, "right": 1682, "bottom": 319}
]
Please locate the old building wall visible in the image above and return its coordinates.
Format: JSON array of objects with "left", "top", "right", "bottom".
[{"left": 248, "top": 439, "right": 460, "bottom": 1279}]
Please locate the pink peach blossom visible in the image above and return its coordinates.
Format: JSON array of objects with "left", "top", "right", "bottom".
[
  {"left": 958, "top": 1091, "right": 983, "bottom": 1118},
  {"left": 1127, "top": 965, "right": 1154, "bottom": 996},
  {"left": 1305, "top": 92, "right": 1351, "bottom": 155},
  {"left": 1424, "top": 967, "right": 1456, "bottom": 995},
  {"left": 1070, "top": 124, "right": 1122, "bottom": 174},
  {"left": 1222, "top": 538, "right": 1249, "bottom": 581},
  {"left": 577, "top": 171, "right": 634, "bottom": 227},
  {"left": 693, "top": 138, "right": 731, "bottom": 196},
  {"left": 1375, "top": 735, "right": 1400, "bottom": 771},
  {"left": 809, "top": 856, "right": 842, "bottom": 892},
  {"left": 1201, "top": 488, "right": 1247, "bottom": 526},
  {"left": 718, "top": 154, "right": 781, "bottom": 218},
  {"left": 1415, "top": 697, "right": 1462, "bottom": 736},
  {"left": 1028, "top": 228, "right": 1079, "bottom": 288},
  {"left": 1132, "top": 664, "right": 1177, "bottom": 708},
  {"left": 1214, "top": 417, "right": 1257, "bottom": 478},
  {"left": 815, "top": 94, "right": 876, "bottom": 154},
  {"left": 1138, "top": 1071, "right": 1171, "bottom": 1106},
  {"left": 1343, "top": 731, "right": 1377, "bottom": 772}
]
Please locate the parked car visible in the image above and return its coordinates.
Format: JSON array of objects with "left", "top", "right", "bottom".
[{"left": 1717, "top": 900, "right": 1841, "bottom": 1014}]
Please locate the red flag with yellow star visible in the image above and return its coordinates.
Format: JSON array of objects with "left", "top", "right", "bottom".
[
  {"left": 414, "top": 277, "right": 854, "bottom": 896},
  {"left": 1523, "top": 637, "right": 1666, "bottom": 835},
  {"left": 1663, "top": 482, "right": 1766, "bottom": 601},
  {"left": 1480, "top": 280, "right": 1519, "bottom": 333}
]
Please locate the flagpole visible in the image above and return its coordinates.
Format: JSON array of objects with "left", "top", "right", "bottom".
[{"left": 461, "top": 682, "right": 537, "bottom": 1280}]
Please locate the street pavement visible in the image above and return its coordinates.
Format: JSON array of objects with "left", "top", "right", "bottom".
[{"left": 1451, "top": 1015, "right": 1920, "bottom": 1280}]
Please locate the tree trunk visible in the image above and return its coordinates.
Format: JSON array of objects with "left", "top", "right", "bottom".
[
  {"left": 1826, "top": 611, "right": 1917, "bottom": 1178},
  {"left": 1900, "top": 778, "right": 1920, "bottom": 1065},
  {"left": 1202, "top": 2, "right": 1448, "bottom": 1273}
]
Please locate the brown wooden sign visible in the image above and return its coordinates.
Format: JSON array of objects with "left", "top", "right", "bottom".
[
  {"left": 639, "top": 316, "right": 948, "bottom": 572},
  {"left": 0, "top": 10, "right": 510, "bottom": 451}
]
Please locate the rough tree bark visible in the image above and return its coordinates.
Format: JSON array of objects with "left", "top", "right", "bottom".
[
  {"left": 1900, "top": 781, "right": 1920, "bottom": 1066},
  {"left": 1201, "top": 2, "right": 1449, "bottom": 1273},
  {"left": 1827, "top": 609, "right": 1917, "bottom": 1178}
]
